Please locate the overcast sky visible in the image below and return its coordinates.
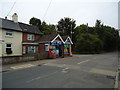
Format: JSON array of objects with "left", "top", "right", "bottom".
[{"left": 1, "top": 0, "right": 119, "bottom": 29}]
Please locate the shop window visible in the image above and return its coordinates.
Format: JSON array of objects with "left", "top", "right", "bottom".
[
  {"left": 64, "top": 45, "right": 69, "bottom": 54},
  {"left": 27, "top": 34, "right": 34, "bottom": 40},
  {"left": 28, "top": 46, "right": 38, "bottom": 53},
  {"left": 6, "top": 43, "right": 12, "bottom": 54},
  {"left": 6, "top": 31, "right": 13, "bottom": 37},
  {"left": 45, "top": 44, "right": 49, "bottom": 51}
]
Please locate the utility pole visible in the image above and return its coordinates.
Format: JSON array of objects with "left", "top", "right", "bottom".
[
  {"left": 86, "top": 23, "right": 88, "bottom": 35},
  {"left": 86, "top": 23, "right": 89, "bottom": 53},
  {"left": 70, "top": 25, "right": 73, "bottom": 41}
]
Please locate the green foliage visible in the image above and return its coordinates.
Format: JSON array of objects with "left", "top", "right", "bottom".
[
  {"left": 95, "top": 20, "right": 102, "bottom": 28},
  {"left": 75, "top": 33, "right": 103, "bottom": 54},
  {"left": 41, "top": 21, "right": 56, "bottom": 35},
  {"left": 29, "top": 17, "right": 56, "bottom": 35},
  {"left": 29, "top": 17, "right": 41, "bottom": 30},
  {"left": 57, "top": 17, "right": 76, "bottom": 37},
  {"left": 74, "top": 20, "right": 119, "bottom": 53},
  {"left": 95, "top": 23, "right": 119, "bottom": 51},
  {"left": 118, "top": 37, "right": 120, "bottom": 51},
  {"left": 29, "top": 17, "right": 119, "bottom": 54}
]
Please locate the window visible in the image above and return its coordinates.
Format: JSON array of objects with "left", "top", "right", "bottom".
[
  {"left": 28, "top": 46, "right": 38, "bottom": 53},
  {"left": 6, "top": 31, "right": 13, "bottom": 37},
  {"left": 45, "top": 44, "right": 49, "bottom": 51},
  {"left": 27, "top": 34, "right": 34, "bottom": 40},
  {"left": 6, "top": 43, "right": 12, "bottom": 54}
]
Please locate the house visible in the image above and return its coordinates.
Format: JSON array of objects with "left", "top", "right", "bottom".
[
  {"left": 62, "top": 35, "right": 73, "bottom": 56},
  {"left": 11, "top": 13, "right": 43, "bottom": 55},
  {"left": 0, "top": 13, "right": 73, "bottom": 64},
  {"left": 39, "top": 33, "right": 65, "bottom": 58},
  {"left": 39, "top": 33, "right": 73, "bottom": 58},
  {"left": 0, "top": 13, "right": 43, "bottom": 64},
  {"left": 0, "top": 17, "right": 22, "bottom": 57},
  {"left": 0, "top": 13, "right": 42, "bottom": 57},
  {"left": 18, "top": 22, "right": 42, "bottom": 54}
]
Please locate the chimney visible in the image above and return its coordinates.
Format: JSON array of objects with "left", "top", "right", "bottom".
[
  {"left": 12, "top": 13, "right": 18, "bottom": 22},
  {"left": 5, "top": 16, "right": 7, "bottom": 19}
]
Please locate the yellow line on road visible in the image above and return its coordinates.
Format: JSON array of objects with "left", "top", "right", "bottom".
[
  {"left": 90, "top": 68, "right": 116, "bottom": 76},
  {"left": 10, "top": 64, "right": 35, "bottom": 70}
]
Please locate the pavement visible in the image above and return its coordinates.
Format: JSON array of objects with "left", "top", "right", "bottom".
[
  {"left": 1, "top": 52, "right": 119, "bottom": 88},
  {"left": 2, "top": 58, "right": 57, "bottom": 72}
]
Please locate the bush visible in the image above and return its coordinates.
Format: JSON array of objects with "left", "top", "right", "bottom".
[{"left": 74, "top": 33, "right": 103, "bottom": 54}]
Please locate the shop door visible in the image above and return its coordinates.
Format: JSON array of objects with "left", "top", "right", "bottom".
[{"left": 59, "top": 45, "right": 63, "bottom": 57}]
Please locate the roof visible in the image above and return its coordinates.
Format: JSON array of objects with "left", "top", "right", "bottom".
[
  {"left": 65, "top": 36, "right": 73, "bottom": 44},
  {"left": 61, "top": 35, "right": 69, "bottom": 41},
  {"left": 39, "top": 33, "right": 58, "bottom": 42},
  {"left": 18, "top": 22, "right": 42, "bottom": 35},
  {"left": 62, "top": 35, "right": 73, "bottom": 44},
  {"left": 0, "top": 18, "right": 42, "bottom": 35},
  {"left": 0, "top": 18, "right": 22, "bottom": 32}
]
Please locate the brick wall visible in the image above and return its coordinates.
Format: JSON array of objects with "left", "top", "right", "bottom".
[
  {"left": 39, "top": 43, "right": 49, "bottom": 53},
  {"left": 2, "top": 53, "right": 49, "bottom": 65},
  {"left": 22, "top": 33, "right": 41, "bottom": 42}
]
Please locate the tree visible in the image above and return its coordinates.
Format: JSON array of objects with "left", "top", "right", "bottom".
[
  {"left": 29, "top": 17, "right": 41, "bottom": 30},
  {"left": 41, "top": 21, "right": 56, "bottom": 35},
  {"left": 118, "top": 37, "right": 120, "bottom": 51},
  {"left": 94, "top": 20, "right": 119, "bottom": 51},
  {"left": 73, "top": 20, "right": 119, "bottom": 53},
  {"left": 95, "top": 20, "right": 101, "bottom": 28},
  {"left": 75, "top": 33, "right": 103, "bottom": 54},
  {"left": 101, "top": 26, "right": 119, "bottom": 51},
  {"left": 57, "top": 17, "right": 76, "bottom": 37},
  {"left": 29, "top": 17, "right": 56, "bottom": 35}
]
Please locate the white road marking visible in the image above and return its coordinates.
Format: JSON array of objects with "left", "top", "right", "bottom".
[
  {"left": 42, "top": 63, "right": 116, "bottom": 77},
  {"left": 26, "top": 71, "right": 58, "bottom": 83},
  {"left": 61, "top": 68, "right": 69, "bottom": 73},
  {"left": 10, "top": 64, "right": 35, "bottom": 70},
  {"left": 62, "top": 68, "right": 69, "bottom": 71},
  {"left": 77, "top": 59, "right": 90, "bottom": 64},
  {"left": 43, "top": 64, "right": 48, "bottom": 65}
]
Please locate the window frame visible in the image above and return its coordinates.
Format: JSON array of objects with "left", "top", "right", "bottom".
[
  {"left": 27, "top": 46, "right": 38, "bottom": 54},
  {"left": 45, "top": 44, "right": 49, "bottom": 51},
  {"left": 6, "top": 43, "right": 12, "bottom": 49},
  {"left": 6, "top": 43, "right": 12, "bottom": 54},
  {"left": 5, "top": 31, "right": 13, "bottom": 37},
  {"left": 27, "top": 34, "right": 35, "bottom": 40}
]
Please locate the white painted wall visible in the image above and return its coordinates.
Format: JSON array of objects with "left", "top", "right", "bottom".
[{"left": 1, "top": 29, "right": 22, "bottom": 56}]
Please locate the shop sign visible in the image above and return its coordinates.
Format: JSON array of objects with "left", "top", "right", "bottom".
[
  {"left": 64, "top": 42, "right": 70, "bottom": 45},
  {"left": 49, "top": 45, "right": 56, "bottom": 49},
  {"left": 51, "top": 41, "right": 62, "bottom": 45},
  {"left": 52, "top": 49, "right": 59, "bottom": 55}
]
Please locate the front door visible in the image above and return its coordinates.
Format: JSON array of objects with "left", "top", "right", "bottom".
[{"left": 59, "top": 45, "right": 63, "bottom": 57}]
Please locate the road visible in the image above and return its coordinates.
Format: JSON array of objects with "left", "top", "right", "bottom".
[{"left": 2, "top": 52, "right": 118, "bottom": 88}]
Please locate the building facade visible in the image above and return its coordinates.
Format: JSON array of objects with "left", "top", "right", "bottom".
[
  {"left": 18, "top": 22, "right": 42, "bottom": 54},
  {"left": 39, "top": 34, "right": 72, "bottom": 58},
  {"left": 0, "top": 17, "right": 23, "bottom": 57},
  {"left": 2, "top": 29, "right": 22, "bottom": 56},
  {"left": 0, "top": 13, "right": 73, "bottom": 64}
]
